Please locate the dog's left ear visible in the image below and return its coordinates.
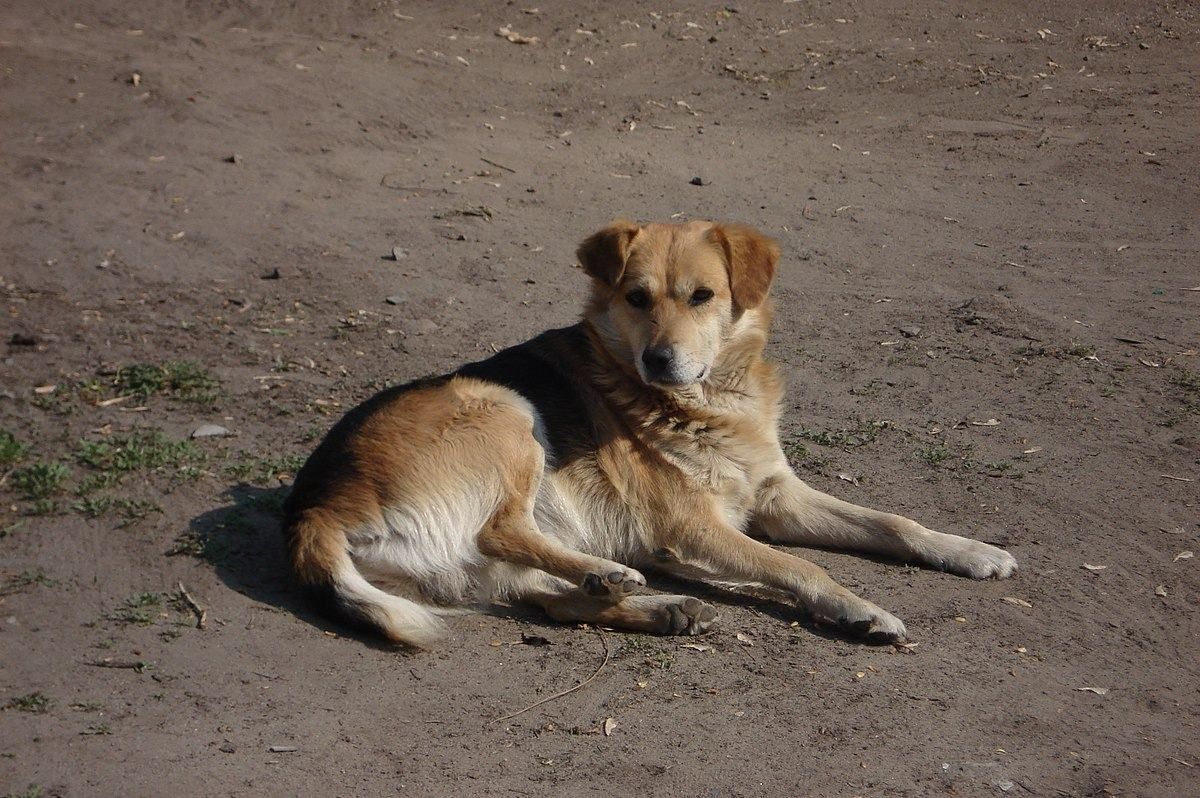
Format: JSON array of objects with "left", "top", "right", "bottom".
[
  {"left": 577, "top": 219, "right": 640, "bottom": 287},
  {"left": 708, "top": 223, "right": 780, "bottom": 310}
]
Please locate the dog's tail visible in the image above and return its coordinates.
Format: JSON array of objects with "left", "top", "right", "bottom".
[{"left": 286, "top": 509, "right": 446, "bottom": 648}]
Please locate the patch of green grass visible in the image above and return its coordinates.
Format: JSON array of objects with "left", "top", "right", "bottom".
[
  {"left": 114, "top": 360, "right": 219, "bottom": 404},
  {"left": 75, "top": 472, "right": 122, "bottom": 496},
  {"left": 224, "top": 453, "right": 305, "bottom": 485},
  {"left": 166, "top": 528, "right": 234, "bottom": 564},
  {"left": 165, "top": 530, "right": 211, "bottom": 559},
  {"left": 1172, "top": 368, "right": 1200, "bottom": 393},
  {"left": 71, "top": 496, "right": 161, "bottom": 526},
  {"left": 2, "top": 569, "right": 56, "bottom": 594},
  {"left": 75, "top": 430, "right": 205, "bottom": 475},
  {"left": 72, "top": 495, "right": 114, "bottom": 518},
  {"left": 4, "top": 692, "right": 51, "bottom": 714},
  {"left": 795, "top": 420, "right": 890, "bottom": 449},
  {"left": 4, "top": 785, "right": 44, "bottom": 798},
  {"left": 28, "top": 499, "right": 59, "bottom": 516},
  {"left": 113, "top": 499, "right": 161, "bottom": 526},
  {"left": 0, "top": 521, "right": 22, "bottom": 539},
  {"left": 10, "top": 462, "right": 70, "bottom": 500},
  {"left": 781, "top": 439, "right": 827, "bottom": 471},
  {"left": 0, "top": 431, "right": 28, "bottom": 465},
  {"left": 31, "top": 390, "right": 75, "bottom": 416},
  {"left": 645, "top": 648, "right": 675, "bottom": 670},
  {"left": 247, "top": 490, "right": 288, "bottom": 517},
  {"left": 70, "top": 701, "right": 105, "bottom": 712},
  {"left": 1065, "top": 342, "right": 1096, "bottom": 358},
  {"left": 1171, "top": 368, "right": 1200, "bottom": 413},
  {"left": 105, "top": 592, "right": 163, "bottom": 626},
  {"left": 622, "top": 634, "right": 648, "bottom": 653},
  {"left": 80, "top": 722, "right": 112, "bottom": 736},
  {"left": 916, "top": 444, "right": 951, "bottom": 465}
]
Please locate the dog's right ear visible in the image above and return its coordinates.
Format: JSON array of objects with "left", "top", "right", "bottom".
[{"left": 576, "top": 220, "right": 640, "bottom": 287}]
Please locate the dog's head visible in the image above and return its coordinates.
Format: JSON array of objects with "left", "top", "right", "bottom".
[{"left": 578, "top": 219, "right": 779, "bottom": 389}]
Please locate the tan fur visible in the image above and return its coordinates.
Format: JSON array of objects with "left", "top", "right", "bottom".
[{"left": 283, "top": 219, "right": 1017, "bottom": 647}]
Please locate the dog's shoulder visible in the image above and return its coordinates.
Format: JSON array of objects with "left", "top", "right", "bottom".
[{"left": 455, "top": 325, "right": 596, "bottom": 465}]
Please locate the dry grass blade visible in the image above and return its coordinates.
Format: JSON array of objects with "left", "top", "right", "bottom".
[
  {"left": 178, "top": 581, "right": 208, "bottom": 629},
  {"left": 491, "top": 630, "right": 610, "bottom": 723}
]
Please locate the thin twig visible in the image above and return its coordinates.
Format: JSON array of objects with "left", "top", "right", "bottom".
[
  {"left": 86, "top": 660, "right": 151, "bottom": 671},
  {"left": 177, "top": 581, "right": 208, "bottom": 629},
  {"left": 481, "top": 157, "right": 517, "bottom": 174},
  {"left": 490, "top": 629, "right": 610, "bottom": 723}
]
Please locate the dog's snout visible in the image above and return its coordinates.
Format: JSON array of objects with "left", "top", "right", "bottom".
[{"left": 641, "top": 345, "right": 676, "bottom": 375}]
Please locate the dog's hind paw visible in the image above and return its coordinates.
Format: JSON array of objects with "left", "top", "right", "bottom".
[
  {"left": 625, "top": 595, "right": 718, "bottom": 635},
  {"left": 582, "top": 565, "right": 646, "bottom": 599}
]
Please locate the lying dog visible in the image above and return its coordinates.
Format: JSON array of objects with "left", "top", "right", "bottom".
[{"left": 283, "top": 219, "right": 1017, "bottom": 646}]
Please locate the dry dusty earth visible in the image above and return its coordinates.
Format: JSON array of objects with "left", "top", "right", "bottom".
[{"left": 1, "top": 1, "right": 1198, "bottom": 796}]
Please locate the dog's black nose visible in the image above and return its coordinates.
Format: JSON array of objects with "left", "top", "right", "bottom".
[{"left": 641, "top": 346, "right": 675, "bottom": 374}]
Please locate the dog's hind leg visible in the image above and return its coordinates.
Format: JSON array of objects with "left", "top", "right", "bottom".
[{"left": 476, "top": 451, "right": 646, "bottom": 601}]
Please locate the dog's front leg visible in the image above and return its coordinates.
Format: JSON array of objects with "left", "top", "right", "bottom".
[
  {"left": 652, "top": 518, "right": 908, "bottom": 641},
  {"left": 751, "top": 470, "right": 1017, "bottom": 579}
]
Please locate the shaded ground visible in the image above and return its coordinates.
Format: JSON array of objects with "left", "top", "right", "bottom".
[{"left": 1, "top": 1, "right": 1198, "bottom": 795}]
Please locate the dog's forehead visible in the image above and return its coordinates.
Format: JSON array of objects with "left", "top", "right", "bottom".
[{"left": 626, "top": 222, "right": 726, "bottom": 285}]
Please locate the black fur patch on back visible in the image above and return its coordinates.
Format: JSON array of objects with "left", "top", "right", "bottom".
[{"left": 455, "top": 326, "right": 594, "bottom": 466}]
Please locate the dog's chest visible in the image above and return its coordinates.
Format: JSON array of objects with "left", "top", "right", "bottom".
[{"left": 653, "top": 417, "right": 764, "bottom": 515}]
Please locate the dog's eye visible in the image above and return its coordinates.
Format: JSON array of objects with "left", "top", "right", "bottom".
[
  {"left": 689, "top": 288, "right": 714, "bottom": 306},
  {"left": 625, "top": 289, "right": 650, "bottom": 309}
]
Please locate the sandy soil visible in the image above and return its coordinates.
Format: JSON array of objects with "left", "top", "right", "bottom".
[{"left": 1, "top": 1, "right": 1198, "bottom": 795}]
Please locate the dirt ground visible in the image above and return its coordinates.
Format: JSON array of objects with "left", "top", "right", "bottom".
[{"left": 1, "top": 1, "right": 1198, "bottom": 795}]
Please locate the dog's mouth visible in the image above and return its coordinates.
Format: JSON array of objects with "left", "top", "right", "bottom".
[{"left": 640, "top": 364, "right": 709, "bottom": 388}]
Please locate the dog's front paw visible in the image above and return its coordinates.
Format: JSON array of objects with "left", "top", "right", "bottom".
[
  {"left": 926, "top": 534, "right": 1018, "bottom": 580},
  {"left": 811, "top": 594, "right": 908, "bottom": 642},
  {"left": 582, "top": 565, "right": 646, "bottom": 599}
]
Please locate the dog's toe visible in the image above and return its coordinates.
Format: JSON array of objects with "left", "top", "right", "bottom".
[
  {"left": 665, "top": 596, "right": 719, "bottom": 635},
  {"left": 583, "top": 566, "right": 646, "bottom": 598}
]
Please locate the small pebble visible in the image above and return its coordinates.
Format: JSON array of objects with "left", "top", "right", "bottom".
[
  {"left": 689, "top": 176, "right": 704, "bottom": 186},
  {"left": 191, "top": 424, "right": 231, "bottom": 439}
]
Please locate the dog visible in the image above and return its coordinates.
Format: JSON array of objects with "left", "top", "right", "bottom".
[{"left": 282, "top": 219, "right": 1017, "bottom": 646}]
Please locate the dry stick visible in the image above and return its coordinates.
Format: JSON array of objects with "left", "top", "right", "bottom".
[
  {"left": 491, "top": 630, "right": 610, "bottom": 724},
  {"left": 177, "top": 581, "right": 208, "bottom": 629},
  {"left": 481, "top": 157, "right": 517, "bottom": 174},
  {"left": 86, "top": 660, "right": 151, "bottom": 671}
]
